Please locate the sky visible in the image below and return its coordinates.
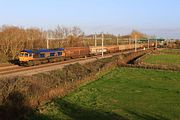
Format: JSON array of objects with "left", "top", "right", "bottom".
[{"left": 0, "top": 0, "right": 180, "bottom": 38}]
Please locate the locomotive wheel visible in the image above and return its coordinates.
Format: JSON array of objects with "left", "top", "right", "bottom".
[
  {"left": 48, "top": 58, "right": 54, "bottom": 63},
  {"left": 34, "top": 61, "right": 41, "bottom": 65},
  {"left": 27, "top": 61, "right": 34, "bottom": 66},
  {"left": 27, "top": 61, "right": 31, "bottom": 66}
]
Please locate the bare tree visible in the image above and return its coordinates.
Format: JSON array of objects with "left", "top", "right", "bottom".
[
  {"left": 0, "top": 26, "right": 26, "bottom": 59},
  {"left": 0, "top": 25, "right": 46, "bottom": 59},
  {"left": 26, "top": 28, "right": 46, "bottom": 49},
  {"left": 71, "top": 26, "right": 84, "bottom": 36},
  {"left": 0, "top": 25, "right": 85, "bottom": 61}
]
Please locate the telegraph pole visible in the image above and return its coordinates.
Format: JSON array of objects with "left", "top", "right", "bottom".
[
  {"left": 94, "top": 33, "right": 97, "bottom": 47},
  {"left": 117, "top": 35, "right": 119, "bottom": 45},
  {"left": 46, "top": 33, "right": 65, "bottom": 49},
  {"left": 101, "top": 33, "right": 104, "bottom": 57},
  {"left": 148, "top": 37, "right": 150, "bottom": 49},
  {"left": 135, "top": 35, "right": 137, "bottom": 52},
  {"left": 155, "top": 37, "right": 158, "bottom": 49},
  {"left": 129, "top": 37, "right": 131, "bottom": 45},
  {"left": 47, "top": 39, "right": 49, "bottom": 49},
  {"left": 46, "top": 33, "right": 50, "bottom": 49}
]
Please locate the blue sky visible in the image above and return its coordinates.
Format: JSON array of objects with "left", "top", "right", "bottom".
[{"left": 0, "top": 0, "right": 180, "bottom": 38}]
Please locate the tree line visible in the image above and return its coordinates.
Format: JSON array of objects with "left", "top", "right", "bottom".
[{"left": 0, "top": 25, "right": 84, "bottom": 62}]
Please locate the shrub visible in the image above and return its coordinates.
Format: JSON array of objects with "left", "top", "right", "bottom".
[
  {"left": 0, "top": 55, "right": 122, "bottom": 108},
  {"left": 0, "top": 52, "right": 9, "bottom": 63}
]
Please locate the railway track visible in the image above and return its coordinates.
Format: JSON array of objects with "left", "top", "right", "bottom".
[{"left": 0, "top": 49, "right": 147, "bottom": 78}]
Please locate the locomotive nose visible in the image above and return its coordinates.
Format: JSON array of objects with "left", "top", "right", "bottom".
[{"left": 19, "top": 57, "right": 28, "bottom": 62}]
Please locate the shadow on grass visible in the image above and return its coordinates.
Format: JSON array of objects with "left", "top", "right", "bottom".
[
  {"left": 124, "top": 109, "right": 169, "bottom": 120},
  {"left": 0, "top": 91, "right": 170, "bottom": 120},
  {"left": 54, "top": 98, "right": 127, "bottom": 120},
  {"left": 0, "top": 91, "right": 51, "bottom": 120},
  {"left": 0, "top": 91, "right": 127, "bottom": 120}
]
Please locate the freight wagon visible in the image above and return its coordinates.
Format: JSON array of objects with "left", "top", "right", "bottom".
[
  {"left": 89, "top": 46, "right": 108, "bottom": 55},
  {"left": 64, "top": 47, "right": 90, "bottom": 59},
  {"left": 18, "top": 43, "right": 151, "bottom": 66}
]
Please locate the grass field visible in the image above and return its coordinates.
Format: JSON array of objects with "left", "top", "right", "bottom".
[
  {"left": 143, "top": 53, "right": 180, "bottom": 66},
  {"left": 35, "top": 68, "right": 180, "bottom": 120},
  {"left": 161, "top": 49, "right": 180, "bottom": 53}
]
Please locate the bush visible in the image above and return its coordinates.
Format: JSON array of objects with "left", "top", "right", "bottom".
[
  {"left": 0, "top": 52, "right": 9, "bottom": 63},
  {"left": 175, "top": 40, "right": 180, "bottom": 48},
  {"left": 0, "top": 56, "right": 120, "bottom": 107}
]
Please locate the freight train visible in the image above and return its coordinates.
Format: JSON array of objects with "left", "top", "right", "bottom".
[{"left": 18, "top": 44, "right": 151, "bottom": 66}]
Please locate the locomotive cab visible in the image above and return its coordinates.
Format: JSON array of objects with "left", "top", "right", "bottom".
[
  {"left": 19, "top": 52, "right": 34, "bottom": 62},
  {"left": 18, "top": 48, "right": 65, "bottom": 66}
]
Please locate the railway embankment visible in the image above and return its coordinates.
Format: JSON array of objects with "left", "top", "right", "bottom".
[{"left": 0, "top": 50, "right": 153, "bottom": 119}]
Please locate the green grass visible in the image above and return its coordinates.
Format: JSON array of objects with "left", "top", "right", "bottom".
[
  {"left": 143, "top": 54, "right": 180, "bottom": 66},
  {"left": 35, "top": 68, "right": 180, "bottom": 120},
  {"left": 161, "top": 49, "right": 180, "bottom": 53}
]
